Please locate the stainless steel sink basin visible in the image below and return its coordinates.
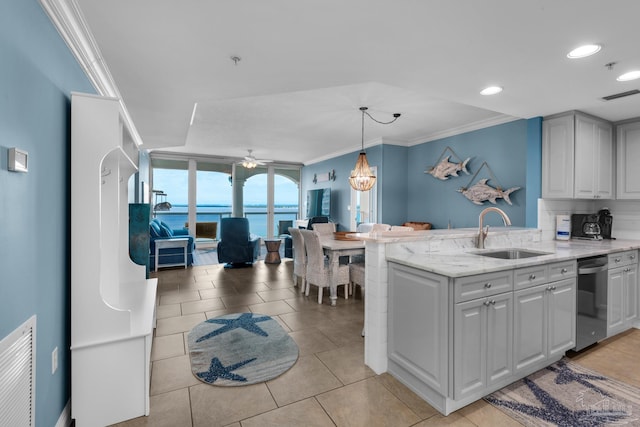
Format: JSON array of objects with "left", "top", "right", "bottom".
[{"left": 474, "top": 248, "right": 552, "bottom": 259}]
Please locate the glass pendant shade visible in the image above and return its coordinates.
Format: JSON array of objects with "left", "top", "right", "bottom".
[{"left": 349, "top": 152, "right": 376, "bottom": 191}]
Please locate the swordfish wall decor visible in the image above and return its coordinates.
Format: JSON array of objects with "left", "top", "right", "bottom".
[
  {"left": 425, "top": 146, "right": 471, "bottom": 180},
  {"left": 457, "top": 161, "right": 521, "bottom": 205}
]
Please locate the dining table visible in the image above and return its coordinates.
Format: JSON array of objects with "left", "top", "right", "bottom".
[{"left": 319, "top": 235, "right": 365, "bottom": 305}]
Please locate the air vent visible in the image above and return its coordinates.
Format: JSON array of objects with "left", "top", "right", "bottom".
[{"left": 602, "top": 89, "right": 640, "bottom": 101}]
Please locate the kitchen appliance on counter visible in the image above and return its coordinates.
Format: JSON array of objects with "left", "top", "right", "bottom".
[
  {"left": 574, "top": 255, "right": 609, "bottom": 351},
  {"left": 571, "top": 214, "right": 602, "bottom": 240},
  {"left": 598, "top": 208, "right": 614, "bottom": 239}
]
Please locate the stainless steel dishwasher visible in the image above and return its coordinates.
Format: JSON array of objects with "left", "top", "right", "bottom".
[{"left": 574, "top": 255, "right": 609, "bottom": 351}]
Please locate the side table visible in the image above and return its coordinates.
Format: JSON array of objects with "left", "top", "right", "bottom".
[
  {"left": 264, "top": 239, "right": 282, "bottom": 264},
  {"left": 154, "top": 237, "right": 190, "bottom": 271}
]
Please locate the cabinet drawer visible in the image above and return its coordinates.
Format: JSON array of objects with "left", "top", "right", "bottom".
[
  {"left": 515, "top": 265, "right": 548, "bottom": 290},
  {"left": 548, "top": 260, "right": 577, "bottom": 281},
  {"left": 608, "top": 250, "right": 638, "bottom": 268},
  {"left": 454, "top": 270, "right": 513, "bottom": 303}
]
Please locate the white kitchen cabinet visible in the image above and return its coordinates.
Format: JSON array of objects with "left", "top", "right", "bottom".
[
  {"left": 388, "top": 263, "right": 449, "bottom": 396},
  {"left": 616, "top": 120, "right": 640, "bottom": 199},
  {"left": 607, "top": 250, "right": 638, "bottom": 336},
  {"left": 513, "top": 278, "right": 576, "bottom": 376},
  {"left": 453, "top": 292, "right": 512, "bottom": 400},
  {"left": 542, "top": 112, "right": 613, "bottom": 199}
]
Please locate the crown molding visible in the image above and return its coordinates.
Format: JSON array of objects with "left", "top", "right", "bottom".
[
  {"left": 39, "top": 0, "right": 143, "bottom": 146},
  {"left": 408, "top": 114, "right": 519, "bottom": 146}
]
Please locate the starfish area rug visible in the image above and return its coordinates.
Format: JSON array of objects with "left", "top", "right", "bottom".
[
  {"left": 187, "top": 312, "right": 298, "bottom": 386},
  {"left": 485, "top": 358, "right": 640, "bottom": 426}
]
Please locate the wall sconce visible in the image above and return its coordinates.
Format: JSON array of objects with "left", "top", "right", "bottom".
[{"left": 313, "top": 170, "right": 336, "bottom": 184}]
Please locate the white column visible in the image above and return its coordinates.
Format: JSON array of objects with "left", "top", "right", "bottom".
[
  {"left": 188, "top": 159, "right": 197, "bottom": 233},
  {"left": 364, "top": 241, "right": 389, "bottom": 374},
  {"left": 231, "top": 163, "right": 244, "bottom": 217}
]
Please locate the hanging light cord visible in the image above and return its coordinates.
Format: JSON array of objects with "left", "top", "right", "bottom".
[{"left": 359, "top": 106, "right": 401, "bottom": 151}]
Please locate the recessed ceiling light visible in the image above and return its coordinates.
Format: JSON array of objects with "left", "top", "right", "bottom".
[
  {"left": 617, "top": 71, "right": 640, "bottom": 82},
  {"left": 567, "top": 44, "right": 602, "bottom": 59},
  {"left": 480, "top": 86, "right": 503, "bottom": 96}
]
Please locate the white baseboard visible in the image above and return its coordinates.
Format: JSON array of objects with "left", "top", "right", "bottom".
[{"left": 55, "top": 400, "right": 71, "bottom": 427}]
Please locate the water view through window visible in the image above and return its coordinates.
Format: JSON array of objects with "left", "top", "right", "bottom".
[{"left": 152, "top": 167, "right": 299, "bottom": 238}]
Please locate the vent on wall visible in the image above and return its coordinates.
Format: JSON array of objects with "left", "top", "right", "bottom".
[
  {"left": 602, "top": 89, "right": 640, "bottom": 101},
  {"left": 0, "top": 316, "right": 36, "bottom": 427}
]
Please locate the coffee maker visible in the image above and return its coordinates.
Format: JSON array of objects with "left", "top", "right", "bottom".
[
  {"left": 598, "top": 208, "right": 614, "bottom": 239},
  {"left": 571, "top": 213, "right": 602, "bottom": 240}
]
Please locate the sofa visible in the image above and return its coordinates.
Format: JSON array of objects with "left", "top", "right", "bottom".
[
  {"left": 149, "top": 218, "right": 195, "bottom": 268},
  {"left": 217, "top": 217, "right": 261, "bottom": 267}
]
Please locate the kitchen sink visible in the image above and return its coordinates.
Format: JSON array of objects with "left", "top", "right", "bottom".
[{"left": 474, "top": 248, "right": 552, "bottom": 259}]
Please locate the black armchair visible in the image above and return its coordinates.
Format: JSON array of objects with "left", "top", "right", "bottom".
[
  {"left": 307, "top": 216, "right": 329, "bottom": 230},
  {"left": 217, "top": 217, "right": 261, "bottom": 267}
]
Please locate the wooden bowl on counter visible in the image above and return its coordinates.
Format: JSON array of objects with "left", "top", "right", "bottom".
[{"left": 333, "top": 231, "right": 359, "bottom": 241}]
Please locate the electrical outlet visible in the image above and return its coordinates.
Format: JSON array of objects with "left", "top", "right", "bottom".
[{"left": 52, "top": 347, "right": 58, "bottom": 374}]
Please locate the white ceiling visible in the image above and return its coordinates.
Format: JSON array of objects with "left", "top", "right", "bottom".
[{"left": 71, "top": 0, "right": 640, "bottom": 165}]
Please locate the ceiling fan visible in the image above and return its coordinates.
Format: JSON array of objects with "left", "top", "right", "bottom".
[{"left": 239, "top": 149, "right": 273, "bottom": 169}]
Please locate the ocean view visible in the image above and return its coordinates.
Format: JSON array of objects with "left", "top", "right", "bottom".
[{"left": 155, "top": 205, "right": 299, "bottom": 238}]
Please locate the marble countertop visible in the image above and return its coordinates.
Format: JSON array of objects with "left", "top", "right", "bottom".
[{"left": 386, "top": 239, "right": 640, "bottom": 278}]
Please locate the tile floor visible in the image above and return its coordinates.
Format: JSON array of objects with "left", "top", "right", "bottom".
[{"left": 113, "top": 260, "right": 640, "bottom": 427}]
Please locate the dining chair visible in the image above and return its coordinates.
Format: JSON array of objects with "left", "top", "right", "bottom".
[
  {"left": 300, "top": 229, "right": 350, "bottom": 304},
  {"left": 371, "top": 223, "right": 391, "bottom": 232},
  {"left": 349, "top": 261, "right": 366, "bottom": 336},
  {"left": 288, "top": 227, "right": 307, "bottom": 293},
  {"left": 312, "top": 222, "right": 336, "bottom": 235}
]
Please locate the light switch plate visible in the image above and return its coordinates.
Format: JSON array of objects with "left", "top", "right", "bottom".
[{"left": 8, "top": 147, "right": 28, "bottom": 172}]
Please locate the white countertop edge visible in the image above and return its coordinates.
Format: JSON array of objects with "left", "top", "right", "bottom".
[{"left": 386, "top": 239, "right": 640, "bottom": 278}]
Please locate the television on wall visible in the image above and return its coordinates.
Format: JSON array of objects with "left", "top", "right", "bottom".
[{"left": 306, "top": 188, "right": 331, "bottom": 218}]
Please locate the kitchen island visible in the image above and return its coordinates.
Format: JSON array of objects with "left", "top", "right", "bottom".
[{"left": 355, "top": 228, "right": 640, "bottom": 415}]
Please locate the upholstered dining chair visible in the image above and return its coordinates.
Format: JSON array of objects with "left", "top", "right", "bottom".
[
  {"left": 300, "top": 229, "right": 350, "bottom": 304},
  {"left": 390, "top": 225, "right": 414, "bottom": 232},
  {"left": 288, "top": 227, "right": 307, "bottom": 293},
  {"left": 311, "top": 222, "right": 336, "bottom": 235}
]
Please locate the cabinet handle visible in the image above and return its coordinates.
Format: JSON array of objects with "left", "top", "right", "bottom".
[
  {"left": 484, "top": 300, "right": 491, "bottom": 306},
  {"left": 561, "top": 268, "right": 568, "bottom": 274},
  {"left": 615, "top": 258, "right": 621, "bottom": 263},
  {"left": 529, "top": 274, "right": 536, "bottom": 280},
  {"left": 551, "top": 285, "right": 557, "bottom": 290},
  {"left": 484, "top": 282, "right": 492, "bottom": 288},
  {"left": 630, "top": 255, "right": 636, "bottom": 260},
  {"left": 491, "top": 300, "right": 496, "bottom": 305}
]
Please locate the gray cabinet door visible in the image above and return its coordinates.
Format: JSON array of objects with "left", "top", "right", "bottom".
[
  {"left": 486, "top": 292, "right": 513, "bottom": 387},
  {"left": 547, "top": 278, "right": 576, "bottom": 358},
  {"left": 608, "top": 267, "right": 625, "bottom": 336},
  {"left": 624, "top": 266, "right": 638, "bottom": 325},
  {"left": 513, "top": 285, "right": 546, "bottom": 375},
  {"left": 454, "top": 299, "right": 486, "bottom": 399}
]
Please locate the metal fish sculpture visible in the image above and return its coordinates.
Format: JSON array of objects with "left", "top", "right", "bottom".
[
  {"left": 458, "top": 179, "right": 520, "bottom": 205},
  {"left": 425, "top": 156, "right": 471, "bottom": 180}
]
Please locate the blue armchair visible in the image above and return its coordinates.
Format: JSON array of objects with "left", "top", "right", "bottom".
[
  {"left": 217, "top": 217, "right": 261, "bottom": 267},
  {"left": 149, "top": 218, "right": 195, "bottom": 268}
]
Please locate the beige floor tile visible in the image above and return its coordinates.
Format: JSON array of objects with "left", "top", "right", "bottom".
[
  {"left": 279, "top": 310, "right": 336, "bottom": 331},
  {"left": 271, "top": 315, "right": 293, "bottom": 332},
  {"left": 112, "top": 388, "right": 192, "bottom": 427},
  {"left": 317, "top": 377, "right": 420, "bottom": 427},
  {"left": 315, "top": 342, "right": 375, "bottom": 385},
  {"left": 180, "top": 280, "right": 215, "bottom": 291},
  {"left": 150, "top": 355, "right": 201, "bottom": 395},
  {"left": 181, "top": 297, "right": 226, "bottom": 315},
  {"left": 413, "top": 413, "right": 477, "bottom": 426},
  {"left": 288, "top": 328, "right": 338, "bottom": 356},
  {"left": 257, "top": 288, "right": 298, "bottom": 302},
  {"left": 151, "top": 333, "right": 185, "bottom": 361},
  {"left": 455, "top": 399, "right": 524, "bottom": 426},
  {"left": 189, "top": 382, "right": 277, "bottom": 427},
  {"left": 156, "top": 303, "right": 181, "bottom": 319},
  {"left": 266, "top": 355, "right": 342, "bottom": 406},
  {"left": 249, "top": 300, "right": 296, "bottom": 316},
  {"left": 155, "top": 312, "right": 206, "bottom": 336},
  {"left": 241, "top": 398, "right": 335, "bottom": 427},
  {"left": 199, "top": 287, "right": 239, "bottom": 299},
  {"left": 221, "top": 293, "right": 265, "bottom": 308},
  {"left": 317, "top": 318, "right": 365, "bottom": 348},
  {"left": 159, "top": 290, "right": 201, "bottom": 305},
  {"left": 375, "top": 373, "right": 439, "bottom": 420},
  {"left": 264, "top": 279, "right": 296, "bottom": 290},
  {"left": 232, "top": 281, "right": 273, "bottom": 294}
]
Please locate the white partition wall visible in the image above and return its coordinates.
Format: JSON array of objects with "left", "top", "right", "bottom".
[{"left": 71, "top": 93, "right": 157, "bottom": 426}]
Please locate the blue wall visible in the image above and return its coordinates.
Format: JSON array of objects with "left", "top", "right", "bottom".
[
  {"left": 302, "top": 118, "right": 543, "bottom": 230},
  {"left": 0, "top": 1, "right": 94, "bottom": 425}
]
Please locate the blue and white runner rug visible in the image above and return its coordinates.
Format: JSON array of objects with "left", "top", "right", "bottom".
[
  {"left": 485, "top": 358, "right": 640, "bottom": 426},
  {"left": 187, "top": 313, "right": 298, "bottom": 386}
]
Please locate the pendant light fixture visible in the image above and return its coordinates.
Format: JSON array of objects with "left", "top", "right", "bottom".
[{"left": 349, "top": 107, "right": 401, "bottom": 191}]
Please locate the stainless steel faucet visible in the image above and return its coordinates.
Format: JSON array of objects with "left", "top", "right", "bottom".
[{"left": 477, "top": 207, "right": 512, "bottom": 249}]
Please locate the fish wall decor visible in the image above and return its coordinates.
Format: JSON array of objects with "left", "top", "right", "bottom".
[
  {"left": 425, "top": 156, "right": 471, "bottom": 180},
  {"left": 458, "top": 179, "right": 520, "bottom": 205}
]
